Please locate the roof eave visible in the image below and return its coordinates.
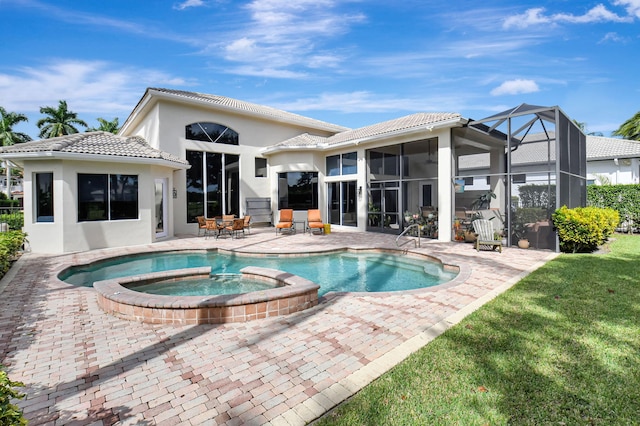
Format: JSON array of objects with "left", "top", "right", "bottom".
[{"left": 0, "top": 151, "right": 190, "bottom": 169}]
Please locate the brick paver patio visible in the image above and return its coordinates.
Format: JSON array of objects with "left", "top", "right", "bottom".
[{"left": 0, "top": 229, "right": 556, "bottom": 425}]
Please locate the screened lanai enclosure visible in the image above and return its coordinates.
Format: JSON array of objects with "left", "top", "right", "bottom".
[{"left": 454, "top": 104, "right": 586, "bottom": 251}]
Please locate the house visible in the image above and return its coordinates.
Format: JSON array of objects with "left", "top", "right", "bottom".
[{"left": 0, "top": 90, "right": 588, "bottom": 253}]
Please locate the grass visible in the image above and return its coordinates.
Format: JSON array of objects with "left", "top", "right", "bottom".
[{"left": 316, "top": 234, "right": 640, "bottom": 425}]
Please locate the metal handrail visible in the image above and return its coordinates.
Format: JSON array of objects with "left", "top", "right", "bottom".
[{"left": 395, "top": 223, "right": 421, "bottom": 248}]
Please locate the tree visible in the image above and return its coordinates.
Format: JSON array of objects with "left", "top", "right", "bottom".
[
  {"left": 87, "top": 117, "right": 120, "bottom": 134},
  {"left": 0, "top": 106, "right": 32, "bottom": 146},
  {"left": 612, "top": 111, "right": 640, "bottom": 141},
  {"left": 37, "top": 100, "right": 88, "bottom": 138},
  {"left": 572, "top": 119, "right": 603, "bottom": 136}
]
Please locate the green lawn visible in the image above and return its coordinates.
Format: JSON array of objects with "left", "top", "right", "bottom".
[{"left": 316, "top": 235, "right": 640, "bottom": 425}]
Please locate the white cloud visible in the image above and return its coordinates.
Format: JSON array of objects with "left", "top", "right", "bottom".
[
  {"left": 173, "top": 0, "right": 206, "bottom": 10},
  {"left": 0, "top": 59, "right": 191, "bottom": 115},
  {"left": 614, "top": 0, "right": 640, "bottom": 18},
  {"left": 503, "top": 5, "right": 633, "bottom": 29},
  {"left": 213, "top": 0, "right": 365, "bottom": 77},
  {"left": 490, "top": 79, "right": 540, "bottom": 96},
  {"left": 599, "top": 32, "right": 627, "bottom": 43}
]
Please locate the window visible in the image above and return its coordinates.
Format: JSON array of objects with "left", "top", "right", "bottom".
[
  {"left": 278, "top": 172, "right": 318, "bottom": 210},
  {"left": 326, "top": 152, "right": 357, "bottom": 176},
  {"left": 185, "top": 122, "right": 238, "bottom": 145},
  {"left": 255, "top": 158, "right": 267, "bottom": 177},
  {"left": 186, "top": 150, "right": 239, "bottom": 222},
  {"left": 512, "top": 174, "right": 527, "bottom": 184},
  {"left": 35, "top": 172, "right": 53, "bottom": 222},
  {"left": 463, "top": 177, "right": 474, "bottom": 186},
  {"left": 78, "top": 174, "right": 138, "bottom": 221}
]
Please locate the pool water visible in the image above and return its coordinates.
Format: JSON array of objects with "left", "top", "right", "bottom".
[
  {"left": 129, "top": 274, "right": 275, "bottom": 296},
  {"left": 60, "top": 251, "right": 457, "bottom": 296}
]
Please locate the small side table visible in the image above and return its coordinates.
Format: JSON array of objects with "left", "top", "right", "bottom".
[{"left": 293, "top": 220, "right": 306, "bottom": 234}]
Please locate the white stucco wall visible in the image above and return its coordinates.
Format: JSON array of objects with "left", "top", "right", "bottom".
[
  {"left": 23, "top": 159, "right": 176, "bottom": 253},
  {"left": 587, "top": 158, "right": 639, "bottom": 184}
]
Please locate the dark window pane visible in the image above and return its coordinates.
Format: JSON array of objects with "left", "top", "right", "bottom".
[
  {"left": 35, "top": 172, "right": 53, "bottom": 222},
  {"left": 206, "top": 152, "right": 222, "bottom": 217},
  {"left": 185, "top": 122, "right": 239, "bottom": 145},
  {"left": 342, "top": 152, "right": 357, "bottom": 175},
  {"left": 225, "top": 154, "right": 240, "bottom": 216},
  {"left": 78, "top": 174, "right": 107, "bottom": 221},
  {"left": 186, "top": 150, "right": 204, "bottom": 223},
  {"left": 342, "top": 181, "right": 357, "bottom": 226},
  {"left": 255, "top": 157, "right": 267, "bottom": 177},
  {"left": 328, "top": 182, "right": 339, "bottom": 224},
  {"left": 278, "top": 172, "right": 318, "bottom": 210},
  {"left": 110, "top": 175, "right": 138, "bottom": 220},
  {"left": 326, "top": 155, "right": 340, "bottom": 176}
]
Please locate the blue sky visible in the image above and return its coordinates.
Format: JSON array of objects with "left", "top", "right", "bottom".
[{"left": 1, "top": 0, "right": 639, "bottom": 139}]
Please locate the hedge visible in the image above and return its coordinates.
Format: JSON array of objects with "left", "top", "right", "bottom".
[
  {"left": 587, "top": 184, "right": 640, "bottom": 230},
  {"left": 552, "top": 206, "right": 619, "bottom": 253},
  {"left": 0, "top": 231, "right": 26, "bottom": 277}
]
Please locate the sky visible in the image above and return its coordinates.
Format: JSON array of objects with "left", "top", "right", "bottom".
[{"left": 1, "top": 0, "right": 639, "bottom": 140}]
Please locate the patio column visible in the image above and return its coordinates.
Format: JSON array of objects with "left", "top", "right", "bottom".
[{"left": 437, "top": 132, "right": 453, "bottom": 242}]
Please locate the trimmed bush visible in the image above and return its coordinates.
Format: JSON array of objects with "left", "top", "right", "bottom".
[
  {"left": 0, "top": 365, "right": 26, "bottom": 425},
  {"left": 552, "top": 206, "right": 619, "bottom": 253}
]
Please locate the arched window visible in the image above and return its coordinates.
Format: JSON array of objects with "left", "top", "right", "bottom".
[{"left": 185, "top": 122, "right": 239, "bottom": 145}]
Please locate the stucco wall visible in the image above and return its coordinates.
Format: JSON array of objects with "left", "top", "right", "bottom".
[{"left": 23, "top": 159, "right": 176, "bottom": 253}]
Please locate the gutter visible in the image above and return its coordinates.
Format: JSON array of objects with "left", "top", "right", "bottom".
[{"left": 0, "top": 151, "right": 190, "bottom": 170}]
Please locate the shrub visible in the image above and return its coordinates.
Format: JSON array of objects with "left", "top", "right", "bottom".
[
  {"left": 0, "top": 365, "right": 27, "bottom": 425},
  {"left": 552, "top": 206, "right": 619, "bottom": 253},
  {"left": 0, "top": 213, "right": 23, "bottom": 231},
  {"left": 0, "top": 231, "right": 26, "bottom": 277},
  {"left": 587, "top": 184, "right": 640, "bottom": 230}
]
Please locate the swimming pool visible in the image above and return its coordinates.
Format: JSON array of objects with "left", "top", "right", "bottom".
[{"left": 60, "top": 249, "right": 458, "bottom": 296}]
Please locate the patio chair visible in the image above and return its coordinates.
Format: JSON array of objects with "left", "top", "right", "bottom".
[
  {"left": 224, "top": 218, "right": 245, "bottom": 239},
  {"left": 242, "top": 215, "right": 252, "bottom": 234},
  {"left": 306, "top": 209, "right": 325, "bottom": 234},
  {"left": 276, "top": 209, "right": 294, "bottom": 234},
  {"left": 196, "top": 216, "right": 207, "bottom": 236},
  {"left": 204, "top": 218, "right": 222, "bottom": 239},
  {"left": 472, "top": 219, "right": 502, "bottom": 253}
]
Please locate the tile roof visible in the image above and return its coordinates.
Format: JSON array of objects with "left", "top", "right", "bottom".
[
  {"left": 147, "top": 88, "right": 350, "bottom": 133},
  {"left": 0, "top": 132, "right": 189, "bottom": 166},
  {"left": 266, "top": 112, "right": 464, "bottom": 151},
  {"left": 459, "top": 134, "right": 640, "bottom": 169}
]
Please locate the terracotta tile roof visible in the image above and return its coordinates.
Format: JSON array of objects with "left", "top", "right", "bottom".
[
  {"left": 0, "top": 132, "right": 189, "bottom": 166},
  {"left": 148, "top": 88, "right": 349, "bottom": 133}
]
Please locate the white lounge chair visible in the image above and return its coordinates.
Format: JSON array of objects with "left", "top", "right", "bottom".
[{"left": 472, "top": 219, "right": 502, "bottom": 253}]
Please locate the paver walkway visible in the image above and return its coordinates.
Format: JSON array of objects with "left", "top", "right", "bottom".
[{"left": 0, "top": 229, "right": 556, "bottom": 425}]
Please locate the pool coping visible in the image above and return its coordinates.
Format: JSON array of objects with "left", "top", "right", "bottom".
[{"left": 94, "top": 266, "right": 321, "bottom": 325}]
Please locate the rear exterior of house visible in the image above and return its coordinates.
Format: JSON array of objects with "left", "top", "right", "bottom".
[{"left": 0, "top": 89, "right": 589, "bottom": 253}]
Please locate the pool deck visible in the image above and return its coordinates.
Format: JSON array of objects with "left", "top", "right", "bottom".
[{"left": 0, "top": 228, "right": 557, "bottom": 425}]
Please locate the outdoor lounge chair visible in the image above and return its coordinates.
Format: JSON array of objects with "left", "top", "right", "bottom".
[
  {"left": 306, "top": 209, "right": 325, "bottom": 234},
  {"left": 472, "top": 219, "right": 502, "bottom": 252},
  {"left": 276, "top": 209, "right": 294, "bottom": 234}
]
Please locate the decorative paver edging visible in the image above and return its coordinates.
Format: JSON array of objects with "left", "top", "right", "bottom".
[{"left": 94, "top": 266, "right": 320, "bottom": 325}]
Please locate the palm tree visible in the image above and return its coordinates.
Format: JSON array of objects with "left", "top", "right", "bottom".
[
  {"left": 572, "top": 119, "right": 603, "bottom": 136},
  {"left": 612, "top": 111, "right": 640, "bottom": 141},
  {"left": 87, "top": 117, "right": 120, "bottom": 134},
  {"left": 37, "top": 100, "right": 88, "bottom": 138},
  {"left": 0, "top": 106, "right": 32, "bottom": 146}
]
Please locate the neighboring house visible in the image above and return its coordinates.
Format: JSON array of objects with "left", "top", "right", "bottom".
[
  {"left": 585, "top": 136, "right": 640, "bottom": 185},
  {"left": 0, "top": 90, "right": 588, "bottom": 253}
]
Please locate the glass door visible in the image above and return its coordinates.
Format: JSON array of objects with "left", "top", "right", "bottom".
[{"left": 155, "top": 178, "right": 168, "bottom": 238}]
